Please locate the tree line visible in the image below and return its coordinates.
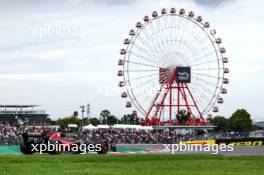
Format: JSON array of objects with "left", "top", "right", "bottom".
[
  {"left": 211, "top": 108, "right": 255, "bottom": 131},
  {"left": 47, "top": 108, "right": 255, "bottom": 131},
  {"left": 47, "top": 109, "right": 140, "bottom": 127}
]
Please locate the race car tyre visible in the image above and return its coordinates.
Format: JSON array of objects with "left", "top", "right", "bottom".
[
  {"left": 97, "top": 141, "right": 108, "bottom": 154},
  {"left": 20, "top": 145, "right": 34, "bottom": 154}
]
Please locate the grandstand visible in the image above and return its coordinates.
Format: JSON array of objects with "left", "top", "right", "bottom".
[{"left": 0, "top": 105, "right": 48, "bottom": 125}]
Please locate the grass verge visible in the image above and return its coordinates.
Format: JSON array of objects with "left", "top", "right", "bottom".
[{"left": 0, "top": 154, "right": 263, "bottom": 175}]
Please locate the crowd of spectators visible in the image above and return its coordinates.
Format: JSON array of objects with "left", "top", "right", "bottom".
[
  {"left": 1, "top": 122, "right": 200, "bottom": 145},
  {"left": 0, "top": 122, "right": 20, "bottom": 145},
  {"left": 86, "top": 129, "right": 200, "bottom": 144},
  {"left": 1, "top": 121, "right": 262, "bottom": 145},
  {"left": 0, "top": 122, "right": 56, "bottom": 145}
]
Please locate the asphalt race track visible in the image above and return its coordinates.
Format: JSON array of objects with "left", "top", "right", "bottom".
[
  {"left": 0, "top": 145, "right": 263, "bottom": 155},
  {"left": 116, "top": 144, "right": 264, "bottom": 155}
]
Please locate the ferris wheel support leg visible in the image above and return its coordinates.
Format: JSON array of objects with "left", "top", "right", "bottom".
[
  {"left": 152, "top": 76, "right": 175, "bottom": 125},
  {"left": 184, "top": 83, "right": 204, "bottom": 123},
  {"left": 177, "top": 83, "right": 180, "bottom": 116},
  {"left": 145, "top": 83, "right": 164, "bottom": 124},
  {"left": 169, "top": 87, "right": 172, "bottom": 125},
  {"left": 158, "top": 104, "right": 164, "bottom": 125}
]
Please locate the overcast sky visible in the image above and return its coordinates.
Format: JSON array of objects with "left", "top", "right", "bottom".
[{"left": 0, "top": 0, "right": 263, "bottom": 121}]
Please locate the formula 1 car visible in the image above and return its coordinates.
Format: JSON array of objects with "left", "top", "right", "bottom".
[{"left": 17, "top": 132, "right": 109, "bottom": 155}]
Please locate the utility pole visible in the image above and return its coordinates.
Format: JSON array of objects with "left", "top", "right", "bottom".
[
  {"left": 86, "top": 103, "right": 90, "bottom": 124},
  {"left": 80, "top": 105, "right": 85, "bottom": 128}
]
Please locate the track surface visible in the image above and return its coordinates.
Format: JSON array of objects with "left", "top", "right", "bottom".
[
  {"left": 0, "top": 145, "right": 263, "bottom": 155},
  {"left": 116, "top": 144, "right": 264, "bottom": 155}
]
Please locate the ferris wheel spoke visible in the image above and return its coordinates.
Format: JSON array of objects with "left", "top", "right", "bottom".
[
  {"left": 166, "top": 51, "right": 190, "bottom": 66},
  {"left": 188, "top": 86, "right": 207, "bottom": 107},
  {"left": 184, "top": 33, "right": 215, "bottom": 61},
  {"left": 127, "top": 70, "right": 173, "bottom": 90},
  {"left": 129, "top": 51, "right": 161, "bottom": 66},
  {"left": 193, "top": 78, "right": 218, "bottom": 90},
  {"left": 134, "top": 69, "right": 172, "bottom": 92},
  {"left": 126, "top": 60, "right": 160, "bottom": 68},
  {"left": 178, "top": 85, "right": 205, "bottom": 116},
  {"left": 193, "top": 45, "right": 218, "bottom": 62},
  {"left": 169, "top": 17, "right": 193, "bottom": 61},
  {"left": 128, "top": 69, "right": 172, "bottom": 90},
  {"left": 141, "top": 26, "right": 165, "bottom": 54},
  {"left": 192, "top": 72, "right": 221, "bottom": 79},
  {"left": 191, "top": 79, "right": 219, "bottom": 111},
  {"left": 192, "top": 80, "right": 216, "bottom": 97},
  {"left": 140, "top": 30, "right": 159, "bottom": 53},
  {"left": 162, "top": 16, "right": 168, "bottom": 56},
  {"left": 192, "top": 75, "right": 218, "bottom": 88},
  {"left": 140, "top": 30, "right": 168, "bottom": 65},
  {"left": 192, "top": 68, "right": 222, "bottom": 71},
  {"left": 166, "top": 39, "right": 198, "bottom": 63},
  {"left": 194, "top": 77, "right": 221, "bottom": 96},
  {"left": 136, "top": 35, "right": 167, "bottom": 62},
  {"left": 131, "top": 42, "right": 167, "bottom": 66},
  {"left": 156, "top": 19, "right": 172, "bottom": 62},
  {"left": 131, "top": 76, "right": 158, "bottom": 89},
  {"left": 182, "top": 21, "right": 215, "bottom": 61},
  {"left": 188, "top": 86, "right": 208, "bottom": 114},
  {"left": 125, "top": 72, "right": 160, "bottom": 82},
  {"left": 191, "top": 84, "right": 217, "bottom": 114},
  {"left": 151, "top": 40, "right": 169, "bottom": 65},
  {"left": 125, "top": 69, "right": 158, "bottom": 73},
  {"left": 191, "top": 37, "right": 213, "bottom": 52},
  {"left": 176, "top": 17, "right": 191, "bottom": 50},
  {"left": 190, "top": 83, "right": 214, "bottom": 101},
  {"left": 142, "top": 21, "right": 176, "bottom": 64},
  {"left": 132, "top": 70, "right": 172, "bottom": 90},
  {"left": 193, "top": 51, "right": 216, "bottom": 62},
  {"left": 189, "top": 59, "right": 218, "bottom": 67},
  {"left": 189, "top": 82, "right": 212, "bottom": 104}
]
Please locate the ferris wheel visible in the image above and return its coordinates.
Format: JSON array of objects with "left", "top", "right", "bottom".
[{"left": 117, "top": 8, "right": 229, "bottom": 126}]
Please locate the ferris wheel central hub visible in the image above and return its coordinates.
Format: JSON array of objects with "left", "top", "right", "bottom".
[
  {"left": 175, "top": 66, "right": 191, "bottom": 84},
  {"left": 159, "top": 66, "right": 191, "bottom": 84}
]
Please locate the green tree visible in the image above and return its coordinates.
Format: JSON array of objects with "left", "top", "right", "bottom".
[
  {"left": 46, "top": 117, "right": 56, "bottom": 125},
  {"left": 130, "top": 116, "right": 140, "bottom": 125},
  {"left": 56, "top": 116, "right": 81, "bottom": 127},
  {"left": 119, "top": 115, "right": 140, "bottom": 125},
  {"left": 176, "top": 109, "right": 190, "bottom": 124},
  {"left": 120, "top": 115, "right": 129, "bottom": 124},
  {"left": 90, "top": 117, "right": 100, "bottom": 126},
  {"left": 196, "top": 129, "right": 206, "bottom": 136},
  {"left": 100, "top": 109, "right": 111, "bottom": 124},
  {"left": 211, "top": 116, "right": 228, "bottom": 131},
  {"left": 73, "top": 111, "right": 78, "bottom": 117},
  {"left": 229, "top": 109, "right": 252, "bottom": 131},
  {"left": 56, "top": 112, "right": 81, "bottom": 127},
  {"left": 107, "top": 115, "right": 117, "bottom": 125}
]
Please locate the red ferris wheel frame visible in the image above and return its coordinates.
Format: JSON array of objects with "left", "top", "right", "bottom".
[{"left": 141, "top": 68, "right": 205, "bottom": 126}]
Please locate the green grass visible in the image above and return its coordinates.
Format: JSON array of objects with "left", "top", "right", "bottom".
[{"left": 0, "top": 154, "right": 263, "bottom": 175}]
